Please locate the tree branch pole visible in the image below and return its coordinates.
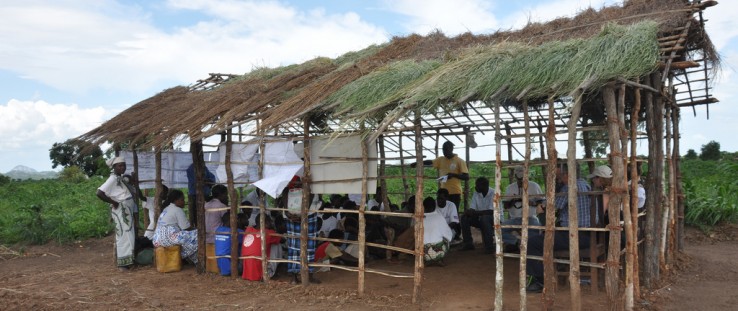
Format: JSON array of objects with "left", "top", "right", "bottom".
[
  {"left": 224, "top": 130, "right": 240, "bottom": 278},
  {"left": 132, "top": 149, "right": 141, "bottom": 237},
  {"left": 300, "top": 118, "right": 311, "bottom": 287},
  {"left": 399, "top": 132, "right": 410, "bottom": 200},
  {"left": 518, "top": 100, "right": 531, "bottom": 311},
  {"left": 543, "top": 97, "right": 558, "bottom": 310},
  {"left": 154, "top": 148, "right": 163, "bottom": 230},
  {"left": 566, "top": 91, "right": 584, "bottom": 311},
  {"left": 258, "top": 129, "right": 270, "bottom": 283},
  {"left": 412, "top": 110, "right": 424, "bottom": 304},
  {"left": 644, "top": 72, "right": 662, "bottom": 288},
  {"left": 191, "top": 140, "right": 207, "bottom": 273},
  {"left": 358, "top": 128, "right": 369, "bottom": 297},
  {"left": 604, "top": 85, "right": 623, "bottom": 310},
  {"left": 493, "top": 100, "right": 504, "bottom": 311},
  {"left": 674, "top": 107, "right": 685, "bottom": 252},
  {"left": 630, "top": 87, "right": 642, "bottom": 300}
]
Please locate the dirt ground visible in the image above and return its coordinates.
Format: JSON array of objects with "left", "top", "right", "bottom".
[{"left": 1, "top": 225, "right": 736, "bottom": 310}]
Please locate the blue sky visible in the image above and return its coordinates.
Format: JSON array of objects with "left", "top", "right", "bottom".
[{"left": 1, "top": 0, "right": 736, "bottom": 173}]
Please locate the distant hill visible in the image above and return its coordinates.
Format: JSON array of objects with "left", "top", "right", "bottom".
[{"left": 3, "top": 165, "right": 58, "bottom": 180}]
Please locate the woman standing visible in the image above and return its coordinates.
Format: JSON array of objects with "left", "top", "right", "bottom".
[
  {"left": 153, "top": 189, "right": 199, "bottom": 264},
  {"left": 96, "top": 157, "right": 137, "bottom": 272}
]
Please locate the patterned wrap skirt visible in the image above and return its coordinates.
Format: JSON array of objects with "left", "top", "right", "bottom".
[{"left": 286, "top": 213, "right": 318, "bottom": 273}]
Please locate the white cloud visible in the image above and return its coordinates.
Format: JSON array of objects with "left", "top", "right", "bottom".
[
  {"left": 502, "top": 0, "right": 619, "bottom": 30},
  {"left": 0, "top": 0, "right": 388, "bottom": 94},
  {"left": 0, "top": 99, "right": 107, "bottom": 150},
  {"left": 382, "top": 0, "right": 499, "bottom": 36}
]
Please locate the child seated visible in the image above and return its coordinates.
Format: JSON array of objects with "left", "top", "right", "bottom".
[
  {"left": 315, "top": 229, "right": 359, "bottom": 267},
  {"left": 242, "top": 214, "right": 283, "bottom": 281},
  {"left": 214, "top": 213, "right": 247, "bottom": 276}
]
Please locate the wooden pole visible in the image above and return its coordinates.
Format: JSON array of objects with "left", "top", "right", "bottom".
[
  {"left": 667, "top": 106, "right": 677, "bottom": 265},
  {"left": 623, "top": 88, "right": 641, "bottom": 310},
  {"left": 154, "top": 148, "right": 163, "bottom": 234},
  {"left": 379, "top": 136, "right": 391, "bottom": 210},
  {"left": 603, "top": 85, "right": 623, "bottom": 310},
  {"left": 224, "top": 130, "right": 240, "bottom": 278},
  {"left": 300, "top": 118, "right": 311, "bottom": 287},
  {"left": 399, "top": 132, "right": 410, "bottom": 200},
  {"left": 259, "top": 133, "right": 270, "bottom": 283},
  {"left": 358, "top": 129, "right": 369, "bottom": 296},
  {"left": 505, "top": 123, "right": 514, "bottom": 185},
  {"left": 543, "top": 97, "right": 558, "bottom": 310},
  {"left": 412, "top": 111, "right": 425, "bottom": 304},
  {"left": 191, "top": 140, "right": 207, "bottom": 273},
  {"left": 674, "top": 107, "right": 686, "bottom": 252},
  {"left": 519, "top": 100, "right": 531, "bottom": 311},
  {"left": 644, "top": 72, "right": 663, "bottom": 288},
  {"left": 132, "top": 149, "right": 141, "bottom": 237},
  {"left": 630, "top": 87, "right": 642, "bottom": 300},
  {"left": 464, "top": 129, "right": 470, "bottom": 211},
  {"left": 566, "top": 92, "right": 584, "bottom": 311},
  {"left": 493, "top": 100, "right": 504, "bottom": 311}
]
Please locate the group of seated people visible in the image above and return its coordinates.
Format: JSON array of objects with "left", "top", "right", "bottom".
[{"left": 137, "top": 160, "right": 645, "bottom": 289}]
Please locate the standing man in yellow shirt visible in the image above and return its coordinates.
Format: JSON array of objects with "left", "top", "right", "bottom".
[{"left": 413, "top": 141, "right": 470, "bottom": 210}]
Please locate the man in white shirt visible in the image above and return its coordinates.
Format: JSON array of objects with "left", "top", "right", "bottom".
[
  {"left": 502, "top": 166, "right": 543, "bottom": 252},
  {"left": 422, "top": 197, "right": 454, "bottom": 266},
  {"left": 460, "top": 177, "right": 495, "bottom": 253},
  {"left": 436, "top": 188, "right": 460, "bottom": 241}
]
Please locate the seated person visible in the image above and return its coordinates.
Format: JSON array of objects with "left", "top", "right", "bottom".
[
  {"left": 205, "top": 184, "right": 229, "bottom": 244},
  {"left": 153, "top": 189, "right": 198, "bottom": 264},
  {"left": 384, "top": 196, "right": 415, "bottom": 263},
  {"left": 242, "top": 214, "right": 283, "bottom": 281},
  {"left": 315, "top": 229, "right": 359, "bottom": 266},
  {"left": 242, "top": 187, "right": 268, "bottom": 226},
  {"left": 318, "top": 202, "right": 340, "bottom": 237},
  {"left": 140, "top": 184, "right": 169, "bottom": 242},
  {"left": 435, "top": 188, "right": 460, "bottom": 242},
  {"left": 214, "top": 212, "right": 246, "bottom": 276},
  {"left": 422, "top": 197, "right": 454, "bottom": 266},
  {"left": 502, "top": 166, "right": 543, "bottom": 252},
  {"left": 461, "top": 177, "right": 495, "bottom": 253},
  {"left": 366, "top": 187, "right": 386, "bottom": 211}
]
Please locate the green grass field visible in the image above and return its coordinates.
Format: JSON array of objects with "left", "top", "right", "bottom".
[{"left": 1, "top": 156, "right": 735, "bottom": 245}]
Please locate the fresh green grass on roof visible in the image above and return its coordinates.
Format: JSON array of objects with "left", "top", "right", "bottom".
[{"left": 406, "top": 21, "right": 659, "bottom": 107}]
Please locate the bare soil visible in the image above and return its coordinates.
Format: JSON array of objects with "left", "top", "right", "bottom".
[{"left": 1, "top": 225, "right": 736, "bottom": 310}]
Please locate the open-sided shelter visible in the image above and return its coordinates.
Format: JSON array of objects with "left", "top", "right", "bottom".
[{"left": 78, "top": 0, "right": 721, "bottom": 310}]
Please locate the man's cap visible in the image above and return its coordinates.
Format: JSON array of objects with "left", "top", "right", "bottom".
[
  {"left": 513, "top": 166, "right": 525, "bottom": 179},
  {"left": 587, "top": 165, "right": 612, "bottom": 179},
  {"left": 106, "top": 156, "right": 125, "bottom": 168}
]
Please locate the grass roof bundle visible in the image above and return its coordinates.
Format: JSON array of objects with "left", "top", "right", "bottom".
[
  {"left": 326, "top": 59, "right": 442, "bottom": 121},
  {"left": 404, "top": 21, "right": 659, "bottom": 111}
]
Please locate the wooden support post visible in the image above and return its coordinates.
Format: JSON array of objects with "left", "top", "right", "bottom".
[
  {"left": 493, "top": 101, "right": 504, "bottom": 311},
  {"left": 399, "top": 132, "right": 410, "bottom": 200},
  {"left": 358, "top": 128, "right": 369, "bottom": 296},
  {"left": 604, "top": 85, "right": 623, "bottom": 310},
  {"left": 412, "top": 111, "right": 424, "bottom": 304},
  {"left": 379, "top": 136, "right": 390, "bottom": 210},
  {"left": 630, "top": 87, "right": 642, "bottom": 301},
  {"left": 464, "top": 129, "right": 470, "bottom": 211},
  {"left": 519, "top": 100, "right": 531, "bottom": 311},
  {"left": 623, "top": 88, "right": 641, "bottom": 310},
  {"left": 505, "top": 122, "right": 514, "bottom": 185},
  {"left": 566, "top": 92, "right": 584, "bottom": 311},
  {"left": 300, "top": 118, "right": 311, "bottom": 287},
  {"left": 154, "top": 148, "right": 163, "bottom": 234},
  {"left": 132, "top": 149, "right": 141, "bottom": 237},
  {"left": 259, "top": 135, "right": 270, "bottom": 283},
  {"left": 666, "top": 105, "right": 677, "bottom": 265},
  {"left": 674, "top": 107, "right": 685, "bottom": 252},
  {"left": 191, "top": 140, "right": 207, "bottom": 273},
  {"left": 644, "top": 73, "right": 663, "bottom": 288},
  {"left": 543, "top": 97, "right": 558, "bottom": 310},
  {"left": 224, "top": 130, "right": 240, "bottom": 278}
]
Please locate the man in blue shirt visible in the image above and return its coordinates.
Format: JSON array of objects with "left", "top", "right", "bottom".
[{"left": 525, "top": 161, "right": 593, "bottom": 293}]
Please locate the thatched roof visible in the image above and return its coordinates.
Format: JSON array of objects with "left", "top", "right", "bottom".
[{"left": 78, "top": 0, "right": 720, "bottom": 149}]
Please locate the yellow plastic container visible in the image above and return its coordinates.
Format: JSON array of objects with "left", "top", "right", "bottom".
[
  {"left": 206, "top": 243, "right": 220, "bottom": 274},
  {"left": 155, "top": 245, "right": 182, "bottom": 273}
]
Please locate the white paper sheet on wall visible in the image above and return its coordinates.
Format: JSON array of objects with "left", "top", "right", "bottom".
[
  {"left": 310, "top": 135, "right": 377, "bottom": 195},
  {"left": 121, "top": 151, "right": 185, "bottom": 189},
  {"left": 253, "top": 140, "right": 304, "bottom": 198},
  {"left": 215, "top": 142, "right": 258, "bottom": 183}
]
